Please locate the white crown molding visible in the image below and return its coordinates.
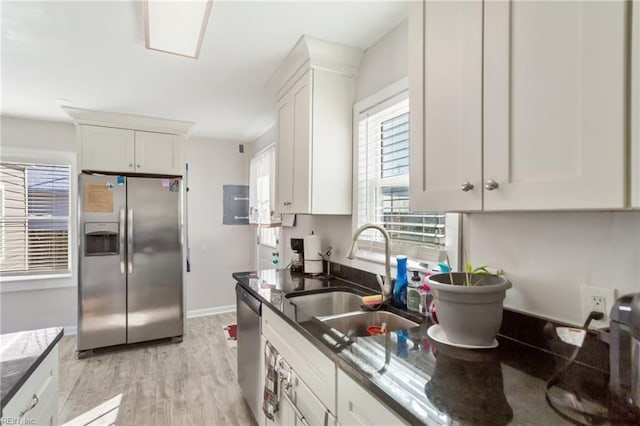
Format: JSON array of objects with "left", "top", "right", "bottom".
[
  {"left": 62, "top": 106, "right": 194, "bottom": 135},
  {"left": 265, "top": 35, "right": 364, "bottom": 97}
]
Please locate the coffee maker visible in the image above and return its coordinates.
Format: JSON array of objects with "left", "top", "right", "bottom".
[{"left": 290, "top": 238, "right": 304, "bottom": 274}]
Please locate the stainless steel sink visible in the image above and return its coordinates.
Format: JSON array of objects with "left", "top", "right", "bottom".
[
  {"left": 287, "top": 290, "right": 365, "bottom": 322},
  {"left": 319, "top": 311, "right": 419, "bottom": 337}
]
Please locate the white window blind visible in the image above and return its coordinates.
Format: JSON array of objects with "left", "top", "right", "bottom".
[
  {"left": 0, "top": 162, "right": 71, "bottom": 276},
  {"left": 357, "top": 95, "right": 446, "bottom": 262}
]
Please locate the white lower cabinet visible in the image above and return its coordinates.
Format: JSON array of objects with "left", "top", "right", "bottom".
[
  {"left": 3, "top": 345, "right": 59, "bottom": 426},
  {"left": 337, "top": 370, "right": 408, "bottom": 426},
  {"left": 261, "top": 307, "right": 408, "bottom": 426},
  {"left": 262, "top": 306, "right": 337, "bottom": 414}
]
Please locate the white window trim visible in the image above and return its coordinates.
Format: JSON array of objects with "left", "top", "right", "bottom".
[
  {"left": 0, "top": 147, "right": 77, "bottom": 292},
  {"left": 352, "top": 78, "right": 461, "bottom": 270}
]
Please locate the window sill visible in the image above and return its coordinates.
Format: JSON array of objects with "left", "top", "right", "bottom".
[
  {"left": 0, "top": 273, "right": 74, "bottom": 293},
  {"left": 353, "top": 249, "right": 440, "bottom": 274}
]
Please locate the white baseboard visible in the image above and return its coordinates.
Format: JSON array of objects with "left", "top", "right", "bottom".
[
  {"left": 187, "top": 304, "right": 235, "bottom": 319},
  {"left": 60, "top": 306, "right": 235, "bottom": 336}
]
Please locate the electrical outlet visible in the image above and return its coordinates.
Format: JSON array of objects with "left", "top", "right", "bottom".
[{"left": 581, "top": 286, "right": 616, "bottom": 329}]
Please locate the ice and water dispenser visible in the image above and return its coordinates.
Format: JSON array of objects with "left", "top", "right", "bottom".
[{"left": 84, "top": 223, "right": 119, "bottom": 256}]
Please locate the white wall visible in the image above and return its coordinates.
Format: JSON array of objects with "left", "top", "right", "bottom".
[
  {"left": 355, "top": 20, "right": 409, "bottom": 102},
  {"left": 185, "top": 137, "right": 254, "bottom": 313},
  {"left": 0, "top": 116, "right": 78, "bottom": 333},
  {"left": 0, "top": 116, "right": 254, "bottom": 333},
  {"left": 250, "top": 125, "right": 276, "bottom": 156},
  {"left": 464, "top": 212, "right": 640, "bottom": 325}
]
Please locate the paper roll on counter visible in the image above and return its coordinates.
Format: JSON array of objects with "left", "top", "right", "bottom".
[{"left": 303, "top": 233, "right": 323, "bottom": 275}]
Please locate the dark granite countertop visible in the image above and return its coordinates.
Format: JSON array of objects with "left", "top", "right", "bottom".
[
  {"left": 0, "top": 327, "right": 64, "bottom": 411},
  {"left": 234, "top": 269, "right": 640, "bottom": 425}
]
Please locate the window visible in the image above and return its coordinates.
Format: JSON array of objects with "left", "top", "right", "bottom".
[
  {"left": 249, "top": 146, "right": 281, "bottom": 227},
  {"left": 355, "top": 90, "right": 452, "bottom": 263},
  {"left": 0, "top": 162, "right": 71, "bottom": 276}
]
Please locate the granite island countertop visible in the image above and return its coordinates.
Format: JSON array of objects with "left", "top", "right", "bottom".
[
  {"left": 0, "top": 327, "right": 64, "bottom": 412},
  {"left": 233, "top": 269, "right": 639, "bottom": 425}
]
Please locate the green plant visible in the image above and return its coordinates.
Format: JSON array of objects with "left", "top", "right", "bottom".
[
  {"left": 443, "top": 253, "right": 505, "bottom": 286},
  {"left": 462, "top": 263, "right": 505, "bottom": 287}
]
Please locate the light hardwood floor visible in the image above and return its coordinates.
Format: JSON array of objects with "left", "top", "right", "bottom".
[{"left": 58, "top": 313, "right": 257, "bottom": 426}]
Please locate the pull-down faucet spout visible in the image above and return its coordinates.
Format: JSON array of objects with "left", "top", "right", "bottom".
[{"left": 347, "top": 224, "right": 392, "bottom": 302}]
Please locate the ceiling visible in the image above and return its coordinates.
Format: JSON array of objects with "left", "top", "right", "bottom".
[{"left": 1, "top": 1, "right": 408, "bottom": 141}]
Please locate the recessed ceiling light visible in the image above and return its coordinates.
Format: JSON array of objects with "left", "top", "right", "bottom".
[{"left": 144, "top": 0, "right": 214, "bottom": 59}]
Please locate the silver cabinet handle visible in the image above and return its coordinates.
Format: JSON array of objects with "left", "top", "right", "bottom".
[
  {"left": 485, "top": 179, "right": 499, "bottom": 191},
  {"left": 461, "top": 182, "right": 474, "bottom": 192},
  {"left": 129, "top": 163, "right": 133, "bottom": 167},
  {"left": 19, "top": 394, "right": 39, "bottom": 418},
  {"left": 119, "top": 208, "right": 126, "bottom": 274},
  {"left": 127, "top": 209, "right": 134, "bottom": 274},
  {"left": 281, "top": 392, "right": 310, "bottom": 426},
  {"left": 136, "top": 164, "right": 141, "bottom": 168}
]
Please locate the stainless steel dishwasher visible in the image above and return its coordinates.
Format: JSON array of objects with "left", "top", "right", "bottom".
[{"left": 236, "top": 283, "right": 262, "bottom": 422}]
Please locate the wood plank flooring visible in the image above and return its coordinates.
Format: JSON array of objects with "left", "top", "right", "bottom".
[{"left": 58, "top": 313, "right": 257, "bottom": 426}]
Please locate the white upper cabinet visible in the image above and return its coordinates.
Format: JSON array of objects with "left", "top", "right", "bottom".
[
  {"left": 64, "top": 107, "right": 192, "bottom": 176},
  {"left": 81, "top": 125, "right": 136, "bottom": 173},
  {"left": 268, "top": 36, "right": 363, "bottom": 215},
  {"left": 410, "top": 0, "right": 631, "bottom": 211},
  {"left": 409, "top": 0, "right": 483, "bottom": 212},
  {"left": 134, "top": 131, "right": 181, "bottom": 175},
  {"left": 81, "top": 126, "right": 182, "bottom": 175},
  {"left": 483, "top": 0, "right": 627, "bottom": 210},
  {"left": 276, "top": 69, "right": 312, "bottom": 214}
]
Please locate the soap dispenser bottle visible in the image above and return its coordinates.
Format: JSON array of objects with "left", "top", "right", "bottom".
[
  {"left": 407, "top": 270, "right": 423, "bottom": 313},
  {"left": 393, "top": 255, "right": 408, "bottom": 309}
]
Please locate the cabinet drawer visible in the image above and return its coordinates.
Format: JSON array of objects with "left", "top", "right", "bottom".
[
  {"left": 262, "top": 306, "right": 336, "bottom": 413},
  {"left": 337, "top": 369, "right": 407, "bottom": 426},
  {"left": 3, "top": 345, "right": 59, "bottom": 424}
]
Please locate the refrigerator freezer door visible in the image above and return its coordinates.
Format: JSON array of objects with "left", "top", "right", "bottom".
[
  {"left": 78, "top": 174, "right": 127, "bottom": 351},
  {"left": 126, "top": 177, "right": 183, "bottom": 343}
]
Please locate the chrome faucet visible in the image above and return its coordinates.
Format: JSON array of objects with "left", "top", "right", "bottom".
[{"left": 347, "top": 224, "right": 392, "bottom": 302}]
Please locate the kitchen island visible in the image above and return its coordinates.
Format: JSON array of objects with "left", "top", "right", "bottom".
[
  {"left": 1, "top": 327, "right": 63, "bottom": 422},
  {"left": 234, "top": 268, "right": 638, "bottom": 425}
]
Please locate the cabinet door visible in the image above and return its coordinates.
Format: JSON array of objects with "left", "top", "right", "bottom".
[
  {"left": 290, "top": 70, "right": 312, "bottom": 213},
  {"left": 409, "top": 0, "right": 483, "bottom": 212},
  {"left": 81, "top": 125, "right": 135, "bottom": 172},
  {"left": 134, "top": 131, "right": 181, "bottom": 175},
  {"left": 484, "top": 0, "right": 628, "bottom": 210},
  {"left": 261, "top": 306, "right": 336, "bottom": 413},
  {"left": 337, "top": 370, "right": 407, "bottom": 426},
  {"left": 276, "top": 92, "right": 295, "bottom": 213}
]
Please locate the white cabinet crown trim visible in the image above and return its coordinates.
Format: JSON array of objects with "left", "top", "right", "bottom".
[
  {"left": 265, "top": 35, "right": 364, "bottom": 100},
  {"left": 62, "top": 106, "right": 194, "bottom": 135}
]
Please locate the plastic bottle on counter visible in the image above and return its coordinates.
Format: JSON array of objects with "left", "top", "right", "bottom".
[
  {"left": 407, "top": 270, "right": 423, "bottom": 313},
  {"left": 421, "top": 271, "right": 434, "bottom": 317},
  {"left": 393, "top": 255, "right": 408, "bottom": 309}
]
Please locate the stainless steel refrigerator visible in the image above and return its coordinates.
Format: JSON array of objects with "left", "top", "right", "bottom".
[{"left": 77, "top": 173, "right": 183, "bottom": 354}]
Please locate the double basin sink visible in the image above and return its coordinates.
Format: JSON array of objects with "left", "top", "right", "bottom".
[{"left": 286, "top": 289, "right": 419, "bottom": 337}]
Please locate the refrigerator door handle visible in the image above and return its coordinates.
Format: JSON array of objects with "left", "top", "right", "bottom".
[
  {"left": 128, "top": 208, "right": 134, "bottom": 274},
  {"left": 119, "top": 208, "right": 126, "bottom": 274}
]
